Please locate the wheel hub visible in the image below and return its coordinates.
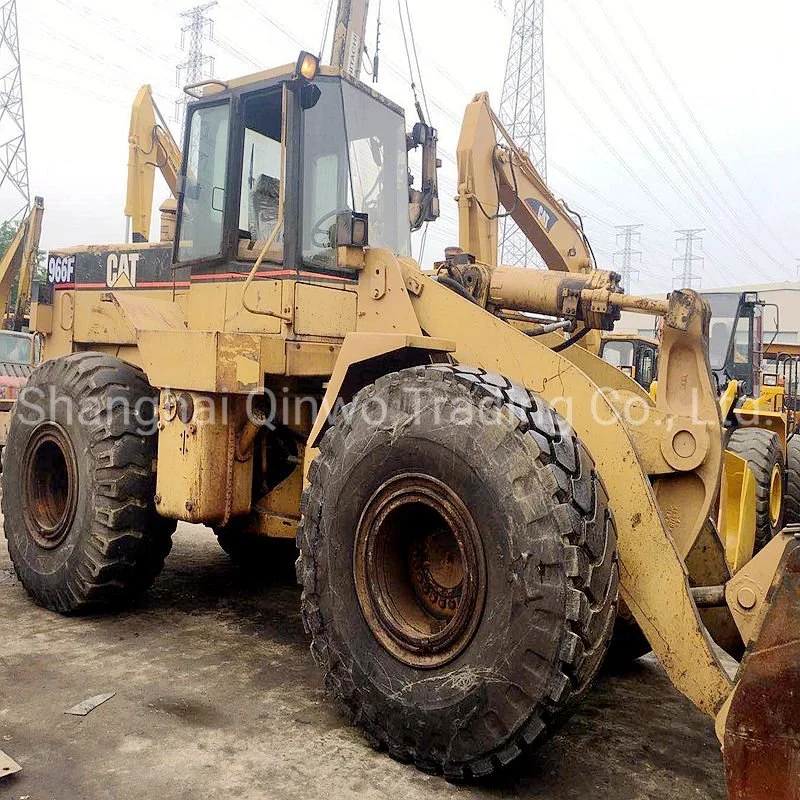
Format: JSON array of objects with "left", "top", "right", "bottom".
[
  {"left": 410, "top": 528, "right": 465, "bottom": 619},
  {"left": 354, "top": 473, "right": 486, "bottom": 669},
  {"left": 22, "top": 423, "right": 79, "bottom": 549},
  {"left": 770, "top": 463, "right": 784, "bottom": 528}
]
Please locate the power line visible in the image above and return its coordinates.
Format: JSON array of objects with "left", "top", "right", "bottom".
[
  {"left": 0, "top": 0, "right": 30, "bottom": 222},
  {"left": 673, "top": 228, "right": 704, "bottom": 290},
  {"left": 583, "top": 0, "right": 791, "bottom": 281},
  {"left": 622, "top": 0, "right": 795, "bottom": 263},
  {"left": 555, "top": 2, "right": 781, "bottom": 284},
  {"left": 498, "top": 0, "right": 546, "bottom": 267},
  {"left": 215, "top": 34, "right": 261, "bottom": 70}
]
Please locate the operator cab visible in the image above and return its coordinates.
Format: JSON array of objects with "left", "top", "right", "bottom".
[
  {"left": 173, "top": 56, "right": 412, "bottom": 278},
  {"left": 704, "top": 292, "right": 763, "bottom": 395}
]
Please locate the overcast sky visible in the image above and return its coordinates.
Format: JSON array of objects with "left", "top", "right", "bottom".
[{"left": 8, "top": 0, "right": 800, "bottom": 293}]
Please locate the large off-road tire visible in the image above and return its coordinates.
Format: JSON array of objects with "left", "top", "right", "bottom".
[
  {"left": 297, "top": 365, "right": 618, "bottom": 778},
  {"left": 786, "top": 436, "right": 800, "bottom": 525},
  {"left": 1, "top": 352, "right": 175, "bottom": 614},
  {"left": 727, "top": 428, "right": 785, "bottom": 552}
]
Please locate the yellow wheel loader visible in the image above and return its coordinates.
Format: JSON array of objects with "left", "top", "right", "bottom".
[
  {"left": 706, "top": 291, "right": 800, "bottom": 542},
  {"left": 600, "top": 290, "right": 800, "bottom": 554},
  {"left": 2, "top": 21, "right": 800, "bottom": 797}
]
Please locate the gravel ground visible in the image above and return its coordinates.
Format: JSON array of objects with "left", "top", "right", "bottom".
[{"left": 0, "top": 523, "right": 726, "bottom": 800}]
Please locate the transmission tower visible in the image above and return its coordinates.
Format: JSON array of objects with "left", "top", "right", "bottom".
[
  {"left": 673, "top": 228, "right": 705, "bottom": 289},
  {"left": 613, "top": 224, "right": 642, "bottom": 293},
  {"left": 498, "top": 0, "right": 546, "bottom": 267},
  {"left": 0, "top": 0, "right": 29, "bottom": 222},
  {"left": 175, "top": 2, "right": 217, "bottom": 130}
]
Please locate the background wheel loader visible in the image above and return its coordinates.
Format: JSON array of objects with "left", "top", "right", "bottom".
[
  {"left": 599, "top": 289, "right": 800, "bottom": 553},
  {"left": 2, "top": 3, "right": 800, "bottom": 794},
  {"left": 0, "top": 196, "right": 45, "bottom": 452}
]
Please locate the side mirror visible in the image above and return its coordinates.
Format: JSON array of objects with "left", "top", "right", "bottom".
[
  {"left": 335, "top": 211, "right": 369, "bottom": 249},
  {"left": 300, "top": 84, "right": 322, "bottom": 110}
]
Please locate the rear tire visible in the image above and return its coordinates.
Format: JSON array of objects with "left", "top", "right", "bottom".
[
  {"left": 1, "top": 353, "right": 175, "bottom": 614},
  {"left": 727, "top": 428, "right": 784, "bottom": 552},
  {"left": 297, "top": 365, "right": 618, "bottom": 778},
  {"left": 787, "top": 436, "right": 800, "bottom": 526}
]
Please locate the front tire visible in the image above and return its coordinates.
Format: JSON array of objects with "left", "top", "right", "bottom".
[
  {"left": 727, "top": 428, "right": 785, "bottom": 551},
  {"left": 297, "top": 365, "right": 618, "bottom": 778},
  {"left": 786, "top": 436, "right": 800, "bottom": 526},
  {"left": 2, "top": 353, "right": 174, "bottom": 614}
]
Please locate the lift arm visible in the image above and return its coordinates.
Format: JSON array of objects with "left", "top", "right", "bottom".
[
  {"left": 457, "top": 92, "right": 592, "bottom": 272},
  {"left": 329, "top": 0, "right": 370, "bottom": 81},
  {"left": 125, "top": 85, "right": 181, "bottom": 243},
  {"left": 0, "top": 196, "right": 44, "bottom": 331}
]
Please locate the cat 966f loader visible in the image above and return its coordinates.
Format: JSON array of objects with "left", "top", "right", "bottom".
[{"left": 2, "top": 17, "right": 799, "bottom": 796}]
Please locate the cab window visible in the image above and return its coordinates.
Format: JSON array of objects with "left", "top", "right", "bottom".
[
  {"left": 237, "top": 90, "right": 284, "bottom": 262},
  {"left": 602, "top": 341, "right": 634, "bottom": 369},
  {"left": 301, "top": 79, "right": 410, "bottom": 271},
  {"left": 177, "top": 102, "right": 230, "bottom": 262}
]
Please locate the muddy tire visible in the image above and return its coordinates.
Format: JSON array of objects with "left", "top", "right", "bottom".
[
  {"left": 786, "top": 437, "right": 800, "bottom": 526},
  {"left": 1, "top": 353, "right": 175, "bottom": 614},
  {"left": 297, "top": 365, "right": 618, "bottom": 778},
  {"left": 727, "top": 428, "right": 785, "bottom": 551}
]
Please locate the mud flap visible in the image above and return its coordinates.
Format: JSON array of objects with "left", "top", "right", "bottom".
[{"left": 723, "top": 533, "right": 800, "bottom": 799}]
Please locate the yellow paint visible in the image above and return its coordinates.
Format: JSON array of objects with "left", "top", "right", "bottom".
[{"left": 718, "top": 452, "right": 757, "bottom": 572}]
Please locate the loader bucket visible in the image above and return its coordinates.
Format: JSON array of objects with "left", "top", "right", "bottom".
[{"left": 723, "top": 531, "right": 800, "bottom": 799}]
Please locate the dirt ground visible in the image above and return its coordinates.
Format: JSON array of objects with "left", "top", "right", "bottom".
[{"left": 0, "top": 522, "right": 726, "bottom": 800}]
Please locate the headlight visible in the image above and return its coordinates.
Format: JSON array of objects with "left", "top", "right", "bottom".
[{"left": 295, "top": 51, "right": 320, "bottom": 83}]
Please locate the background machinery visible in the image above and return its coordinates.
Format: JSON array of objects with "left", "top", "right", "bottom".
[
  {"left": 125, "top": 84, "right": 181, "bottom": 244},
  {"left": 600, "top": 290, "right": 800, "bottom": 548},
  {"left": 0, "top": 195, "right": 44, "bottom": 331},
  {"left": 0, "top": 196, "right": 44, "bottom": 444},
  {"left": 1, "top": 4, "right": 799, "bottom": 796},
  {"left": 598, "top": 332, "right": 658, "bottom": 388}
]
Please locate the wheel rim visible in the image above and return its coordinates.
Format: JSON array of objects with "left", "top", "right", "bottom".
[
  {"left": 353, "top": 473, "right": 486, "bottom": 669},
  {"left": 769, "top": 463, "right": 783, "bottom": 528},
  {"left": 22, "top": 422, "right": 79, "bottom": 549}
]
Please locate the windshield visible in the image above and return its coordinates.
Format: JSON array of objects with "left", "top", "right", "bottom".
[
  {"left": 602, "top": 340, "right": 635, "bottom": 368},
  {"left": 705, "top": 293, "right": 741, "bottom": 370},
  {"left": 0, "top": 333, "right": 32, "bottom": 365},
  {"left": 302, "top": 79, "right": 410, "bottom": 270}
]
